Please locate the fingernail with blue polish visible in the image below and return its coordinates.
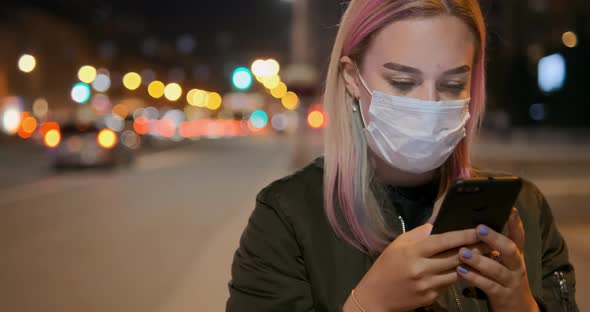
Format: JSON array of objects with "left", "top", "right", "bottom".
[
  {"left": 513, "top": 210, "right": 520, "bottom": 218},
  {"left": 458, "top": 266, "right": 469, "bottom": 274},
  {"left": 462, "top": 248, "right": 473, "bottom": 259},
  {"left": 478, "top": 225, "right": 489, "bottom": 236}
]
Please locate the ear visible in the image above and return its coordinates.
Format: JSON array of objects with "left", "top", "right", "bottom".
[{"left": 340, "top": 56, "right": 362, "bottom": 99}]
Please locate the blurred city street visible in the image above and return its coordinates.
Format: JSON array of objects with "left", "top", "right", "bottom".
[
  {"left": 1, "top": 0, "right": 589, "bottom": 310},
  {"left": 0, "top": 130, "right": 588, "bottom": 311}
]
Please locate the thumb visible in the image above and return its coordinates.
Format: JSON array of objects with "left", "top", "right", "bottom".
[
  {"left": 397, "top": 223, "right": 433, "bottom": 243},
  {"left": 508, "top": 207, "right": 525, "bottom": 252}
]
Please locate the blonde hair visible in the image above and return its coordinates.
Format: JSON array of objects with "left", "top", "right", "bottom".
[{"left": 323, "top": 0, "right": 487, "bottom": 256}]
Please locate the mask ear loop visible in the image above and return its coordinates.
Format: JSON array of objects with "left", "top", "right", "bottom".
[{"left": 353, "top": 63, "right": 371, "bottom": 128}]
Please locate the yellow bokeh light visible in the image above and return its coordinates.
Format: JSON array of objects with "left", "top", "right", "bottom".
[
  {"left": 18, "top": 54, "right": 36, "bottom": 73},
  {"left": 307, "top": 111, "right": 325, "bottom": 129},
  {"left": 164, "top": 83, "right": 182, "bottom": 101},
  {"left": 270, "top": 82, "right": 287, "bottom": 99},
  {"left": 207, "top": 92, "right": 222, "bottom": 110},
  {"left": 262, "top": 75, "right": 281, "bottom": 89},
  {"left": 97, "top": 129, "right": 118, "bottom": 149},
  {"left": 44, "top": 129, "right": 61, "bottom": 148},
  {"left": 187, "top": 89, "right": 198, "bottom": 106},
  {"left": 123, "top": 72, "right": 142, "bottom": 90},
  {"left": 562, "top": 31, "right": 578, "bottom": 48},
  {"left": 194, "top": 90, "right": 209, "bottom": 107},
  {"left": 281, "top": 91, "right": 299, "bottom": 110},
  {"left": 148, "top": 80, "right": 165, "bottom": 98},
  {"left": 78, "top": 65, "right": 97, "bottom": 83},
  {"left": 266, "top": 59, "right": 280, "bottom": 76}
]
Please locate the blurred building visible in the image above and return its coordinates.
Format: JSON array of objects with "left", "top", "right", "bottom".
[{"left": 0, "top": 8, "right": 93, "bottom": 112}]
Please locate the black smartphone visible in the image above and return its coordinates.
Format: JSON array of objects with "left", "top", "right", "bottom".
[{"left": 430, "top": 176, "right": 523, "bottom": 235}]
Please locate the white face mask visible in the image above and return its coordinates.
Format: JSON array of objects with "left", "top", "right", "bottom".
[{"left": 356, "top": 71, "right": 471, "bottom": 174}]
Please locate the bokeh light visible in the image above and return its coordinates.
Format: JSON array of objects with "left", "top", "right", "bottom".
[
  {"left": 142, "top": 107, "right": 160, "bottom": 120},
  {"left": 78, "top": 65, "right": 97, "bottom": 83},
  {"left": 1, "top": 107, "right": 22, "bottom": 134},
  {"left": 251, "top": 59, "right": 267, "bottom": 77},
  {"left": 262, "top": 75, "right": 281, "bottom": 89},
  {"left": 121, "top": 130, "right": 141, "bottom": 149},
  {"left": 529, "top": 103, "right": 547, "bottom": 121},
  {"left": 270, "top": 82, "right": 288, "bottom": 98},
  {"left": 266, "top": 59, "right": 280, "bottom": 76},
  {"left": 90, "top": 94, "right": 112, "bottom": 114},
  {"left": 148, "top": 80, "right": 165, "bottom": 98},
  {"left": 112, "top": 103, "right": 129, "bottom": 119},
  {"left": 562, "top": 31, "right": 578, "bottom": 48},
  {"left": 232, "top": 67, "right": 253, "bottom": 91},
  {"left": 164, "top": 83, "right": 182, "bottom": 101},
  {"left": 18, "top": 54, "right": 36, "bottom": 73},
  {"left": 271, "top": 113, "right": 288, "bottom": 131},
  {"left": 44, "top": 129, "right": 61, "bottom": 148},
  {"left": 97, "top": 129, "right": 118, "bottom": 149},
  {"left": 33, "top": 98, "right": 49, "bottom": 118},
  {"left": 538, "top": 53, "right": 566, "bottom": 93},
  {"left": 21, "top": 116, "right": 37, "bottom": 133},
  {"left": 307, "top": 110, "right": 326, "bottom": 129},
  {"left": 249, "top": 110, "right": 268, "bottom": 129},
  {"left": 105, "top": 114, "right": 125, "bottom": 132},
  {"left": 206, "top": 92, "right": 222, "bottom": 110},
  {"left": 40, "top": 122, "right": 59, "bottom": 137},
  {"left": 133, "top": 116, "right": 150, "bottom": 135},
  {"left": 251, "top": 59, "right": 280, "bottom": 77},
  {"left": 123, "top": 72, "right": 142, "bottom": 90},
  {"left": 92, "top": 73, "right": 111, "bottom": 92},
  {"left": 187, "top": 89, "right": 199, "bottom": 106},
  {"left": 193, "top": 90, "right": 209, "bottom": 107},
  {"left": 154, "top": 119, "right": 176, "bottom": 138},
  {"left": 71, "top": 82, "right": 92, "bottom": 104},
  {"left": 281, "top": 91, "right": 299, "bottom": 110}
]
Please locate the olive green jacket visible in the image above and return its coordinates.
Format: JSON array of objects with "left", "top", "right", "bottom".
[{"left": 227, "top": 157, "right": 578, "bottom": 311}]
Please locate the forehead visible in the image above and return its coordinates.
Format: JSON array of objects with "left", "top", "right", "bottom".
[{"left": 364, "top": 15, "right": 476, "bottom": 72}]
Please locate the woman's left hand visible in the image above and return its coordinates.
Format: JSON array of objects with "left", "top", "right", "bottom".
[{"left": 456, "top": 208, "right": 539, "bottom": 312}]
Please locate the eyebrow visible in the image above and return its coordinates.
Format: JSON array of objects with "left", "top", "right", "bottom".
[{"left": 382, "top": 62, "right": 471, "bottom": 75}]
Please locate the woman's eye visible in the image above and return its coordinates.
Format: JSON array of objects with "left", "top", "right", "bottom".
[
  {"left": 389, "top": 80, "right": 415, "bottom": 91},
  {"left": 441, "top": 83, "right": 466, "bottom": 92}
]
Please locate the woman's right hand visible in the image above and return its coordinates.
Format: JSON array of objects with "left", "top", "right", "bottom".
[{"left": 344, "top": 223, "right": 483, "bottom": 312}]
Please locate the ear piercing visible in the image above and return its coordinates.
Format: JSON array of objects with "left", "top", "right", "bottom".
[{"left": 352, "top": 98, "right": 359, "bottom": 112}]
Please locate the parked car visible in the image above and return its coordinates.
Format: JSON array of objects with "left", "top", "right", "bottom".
[{"left": 47, "top": 123, "right": 134, "bottom": 170}]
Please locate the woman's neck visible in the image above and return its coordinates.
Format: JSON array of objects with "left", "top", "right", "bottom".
[{"left": 372, "top": 154, "right": 438, "bottom": 187}]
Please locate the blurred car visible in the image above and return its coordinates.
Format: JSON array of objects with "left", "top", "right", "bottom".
[{"left": 48, "top": 123, "right": 135, "bottom": 170}]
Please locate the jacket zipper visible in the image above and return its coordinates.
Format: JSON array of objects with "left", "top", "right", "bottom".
[
  {"left": 398, "top": 215, "right": 406, "bottom": 233},
  {"left": 449, "top": 285, "right": 463, "bottom": 312},
  {"left": 554, "top": 271, "right": 570, "bottom": 311}
]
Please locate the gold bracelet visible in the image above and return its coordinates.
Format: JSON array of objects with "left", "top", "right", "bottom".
[{"left": 351, "top": 288, "right": 367, "bottom": 312}]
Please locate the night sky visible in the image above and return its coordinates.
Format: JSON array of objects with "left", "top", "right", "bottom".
[{"left": 4, "top": 0, "right": 296, "bottom": 60}]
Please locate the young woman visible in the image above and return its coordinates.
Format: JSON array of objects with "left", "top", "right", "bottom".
[{"left": 227, "top": 1, "right": 579, "bottom": 311}]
